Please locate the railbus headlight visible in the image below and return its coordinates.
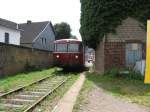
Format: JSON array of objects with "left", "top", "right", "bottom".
[
  {"left": 75, "top": 55, "right": 79, "bottom": 59},
  {"left": 56, "top": 55, "right": 60, "bottom": 58}
]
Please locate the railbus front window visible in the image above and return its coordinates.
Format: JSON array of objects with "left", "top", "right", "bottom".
[
  {"left": 68, "top": 44, "right": 79, "bottom": 52},
  {"left": 79, "top": 43, "right": 83, "bottom": 52},
  {"left": 56, "top": 44, "right": 67, "bottom": 52}
]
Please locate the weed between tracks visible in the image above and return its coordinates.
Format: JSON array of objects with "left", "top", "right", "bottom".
[
  {"left": 0, "top": 106, "right": 27, "bottom": 112},
  {"left": 32, "top": 72, "right": 79, "bottom": 112}
]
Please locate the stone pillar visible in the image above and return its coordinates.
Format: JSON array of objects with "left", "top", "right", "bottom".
[{"left": 95, "top": 41, "right": 104, "bottom": 74}]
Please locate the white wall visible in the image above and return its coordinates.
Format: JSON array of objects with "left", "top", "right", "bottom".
[
  {"left": 134, "top": 60, "right": 145, "bottom": 76},
  {"left": 0, "top": 25, "right": 20, "bottom": 45}
]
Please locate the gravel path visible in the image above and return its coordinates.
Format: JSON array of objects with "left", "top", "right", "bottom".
[{"left": 79, "top": 85, "right": 150, "bottom": 112}]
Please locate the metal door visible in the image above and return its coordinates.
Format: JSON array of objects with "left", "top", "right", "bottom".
[{"left": 125, "top": 43, "right": 142, "bottom": 67}]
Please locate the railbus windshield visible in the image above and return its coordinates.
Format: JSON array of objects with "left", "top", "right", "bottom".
[
  {"left": 55, "top": 43, "right": 82, "bottom": 52},
  {"left": 68, "top": 44, "right": 79, "bottom": 52},
  {"left": 55, "top": 44, "right": 67, "bottom": 52}
]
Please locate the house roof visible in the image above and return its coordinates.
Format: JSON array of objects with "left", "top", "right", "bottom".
[
  {"left": 106, "top": 17, "right": 146, "bottom": 42},
  {"left": 19, "top": 21, "right": 50, "bottom": 43},
  {"left": 0, "top": 18, "right": 18, "bottom": 30}
]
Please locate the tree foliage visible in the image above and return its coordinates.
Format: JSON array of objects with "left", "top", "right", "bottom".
[
  {"left": 54, "top": 22, "right": 72, "bottom": 40},
  {"left": 70, "top": 35, "right": 77, "bottom": 39},
  {"left": 80, "top": 0, "right": 150, "bottom": 49}
]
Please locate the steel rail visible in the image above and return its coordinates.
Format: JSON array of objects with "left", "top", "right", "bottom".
[
  {"left": 23, "top": 77, "right": 68, "bottom": 112},
  {"left": 0, "top": 74, "right": 55, "bottom": 98}
]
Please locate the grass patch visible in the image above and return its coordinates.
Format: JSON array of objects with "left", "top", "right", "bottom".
[
  {"left": 104, "top": 68, "right": 144, "bottom": 80},
  {"left": 73, "top": 76, "right": 93, "bottom": 112},
  {"left": 32, "top": 72, "right": 79, "bottom": 112},
  {"left": 0, "top": 68, "right": 56, "bottom": 92},
  {"left": 73, "top": 71, "right": 150, "bottom": 112},
  {"left": 88, "top": 72, "right": 150, "bottom": 107}
]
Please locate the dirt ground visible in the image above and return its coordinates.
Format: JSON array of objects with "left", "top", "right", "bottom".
[{"left": 78, "top": 85, "right": 150, "bottom": 112}]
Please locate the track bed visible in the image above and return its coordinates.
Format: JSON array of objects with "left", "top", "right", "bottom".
[{"left": 0, "top": 75, "right": 68, "bottom": 112}]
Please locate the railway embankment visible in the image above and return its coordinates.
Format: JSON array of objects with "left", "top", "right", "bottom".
[
  {"left": 0, "top": 74, "right": 68, "bottom": 112},
  {"left": 0, "top": 67, "right": 80, "bottom": 112},
  {"left": 32, "top": 72, "right": 79, "bottom": 112},
  {"left": 0, "top": 68, "right": 56, "bottom": 94}
]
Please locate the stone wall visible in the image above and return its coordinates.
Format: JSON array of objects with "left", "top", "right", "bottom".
[{"left": 0, "top": 42, "right": 53, "bottom": 77}]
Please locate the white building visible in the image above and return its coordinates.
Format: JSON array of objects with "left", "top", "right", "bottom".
[{"left": 0, "top": 18, "right": 20, "bottom": 45}]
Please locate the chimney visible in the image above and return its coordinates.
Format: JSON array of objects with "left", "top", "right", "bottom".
[{"left": 27, "top": 20, "right": 32, "bottom": 24}]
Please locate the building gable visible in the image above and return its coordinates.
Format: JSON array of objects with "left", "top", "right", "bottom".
[
  {"left": 19, "top": 21, "right": 49, "bottom": 44},
  {"left": 32, "top": 22, "right": 55, "bottom": 51},
  {"left": 106, "top": 17, "right": 146, "bottom": 42}
]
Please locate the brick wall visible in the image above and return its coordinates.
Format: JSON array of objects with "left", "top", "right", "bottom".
[
  {"left": 95, "top": 41, "right": 145, "bottom": 73},
  {"left": 104, "top": 42, "right": 125, "bottom": 70},
  {"left": 95, "top": 41, "right": 126, "bottom": 74},
  {"left": 0, "top": 43, "right": 53, "bottom": 77}
]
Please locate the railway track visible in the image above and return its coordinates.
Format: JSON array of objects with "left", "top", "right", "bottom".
[{"left": 0, "top": 75, "right": 68, "bottom": 112}]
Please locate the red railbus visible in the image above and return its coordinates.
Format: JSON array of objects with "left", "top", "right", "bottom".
[{"left": 53, "top": 39, "right": 84, "bottom": 68}]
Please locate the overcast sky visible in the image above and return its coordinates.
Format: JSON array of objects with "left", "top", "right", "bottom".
[{"left": 0, "top": 0, "right": 81, "bottom": 40}]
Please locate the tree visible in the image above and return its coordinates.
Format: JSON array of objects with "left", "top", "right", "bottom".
[
  {"left": 54, "top": 22, "right": 72, "bottom": 40},
  {"left": 70, "top": 35, "right": 77, "bottom": 39},
  {"left": 80, "top": 0, "right": 150, "bottom": 49}
]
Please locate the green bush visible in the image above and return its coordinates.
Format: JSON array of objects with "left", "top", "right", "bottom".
[
  {"left": 127, "top": 70, "right": 144, "bottom": 81},
  {"left": 104, "top": 68, "right": 144, "bottom": 81},
  {"left": 104, "top": 68, "right": 120, "bottom": 77}
]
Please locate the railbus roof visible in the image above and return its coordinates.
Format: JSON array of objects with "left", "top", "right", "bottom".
[{"left": 54, "top": 39, "right": 82, "bottom": 44}]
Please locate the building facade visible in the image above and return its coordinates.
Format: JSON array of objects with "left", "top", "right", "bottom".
[
  {"left": 95, "top": 17, "right": 146, "bottom": 74},
  {"left": 0, "top": 18, "right": 20, "bottom": 45},
  {"left": 19, "top": 21, "right": 55, "bottom": 51}
]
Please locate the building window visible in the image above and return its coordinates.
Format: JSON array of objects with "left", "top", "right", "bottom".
[
  {"left": 5, "top": 33, "right": 9, "bottom": 44},
  {"left": 41, "top": 38, "right": 44, "bottom": 44},
  {"left": 45, "top": 38, "right": 46, "bottom": 44},
  {"left": 127, "top": 43, "right": 139, "bottom": 51},
  {"left": 41, "top": 38, "right": 46, "bottom": 45}
]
